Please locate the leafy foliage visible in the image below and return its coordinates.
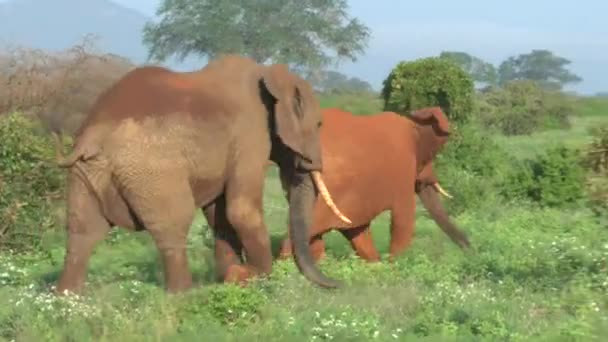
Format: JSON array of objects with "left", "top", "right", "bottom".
[
  {"left": 438, "top": 51, "right": 497, "bottom": 86},
  {"left": 583, "top": 125, "right": 608, "bottom": 174},
  {"left": 497, "top": 49, "right": 582, "bottom": 90},
  {"left": 0, "top": 36, "right": 134, "bottom": 136},
  {"left": 434, "top": 123, "right": 515, "bottom": 215},
  {"left": 583, "top": 125, "right": 608, "bottom": 218},
  {"left": 0, "top": 113, "right": 64, "bottom": 252},
  {"left": 475, "top": 80, "right": 574, "bottom": 135},
  {"left": 381, "top": 57, "right": 474, "bottom": 125},
  {"left": 503, "top": 146, "right": 586, "bottom": 208},
  {"left": 142, "top": 0, "right": 371, "bottom": 69},
  {"left": 307, "top": 70, "right": 373, "bottom": 94}
]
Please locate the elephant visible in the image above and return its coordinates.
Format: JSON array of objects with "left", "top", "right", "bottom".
[
  {"left": 51, "top": 54, "right": 351, "bottom": 294},
  {"left": 276, "top": 107, "right": 471, "bottom": 263}
]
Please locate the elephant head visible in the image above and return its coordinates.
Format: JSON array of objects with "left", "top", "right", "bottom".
[
  {"left": 410, "top": 106, "right": 451, "bottom": 172},
  {"left": 416, "top": 162, "right": 453, "bottom": 199},
  {"left": 415, "top": 155, "right": 470, "bottom": 250},
  {"left": 409, "top": 108, "right": 469, "bottom": 249},
  {"left": 260, "top": 64, "right": 350, "bottom": 288}
]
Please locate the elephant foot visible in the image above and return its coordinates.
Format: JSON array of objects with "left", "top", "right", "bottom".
[
  {"left": 387, "top": 254, "right": 403, "bottom": 263},
  {"left": 277, "top": 239, "right": 293, "bottom": 260},
  {"left": 223, "top": 264, "right": 254, "bottom": 286},
  {"left": 55, "top": 272, "right": 87, "bottom": 296},
  {"left": 277, "top": 249, "right": 293, "bottom": 260},
  {"left": 54, "top": 284, "right": 83, "bottom": 297},
  {"left": 165, "top": 276, "right": 193, "bottom": 294}
]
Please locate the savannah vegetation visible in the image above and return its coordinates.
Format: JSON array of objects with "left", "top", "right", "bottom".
[{"left": 1, "top": 0, "right": 607, "bottom": 340}]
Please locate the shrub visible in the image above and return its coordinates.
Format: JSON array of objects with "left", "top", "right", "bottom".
[
  {"left": 434, "top": 123, "right": 585, "bottom": 213},
  {"left": 584, "top": 125, "right": 608, "bottom": 173},
  {"left": 582, "top": 125, "right": 608, "bottom": 218},
  {"left": 0, "top": 113, "right": 64, "bottom": 253},
  {"left": 0, "top": 35, "right": 135, "bottom": 136},
  {"left": 204, "top": 285, "right": 266, "bottom": 326},
  {"left": 475, "top": 80, "right": 574, "bottom": 135},
  {"left": 381, "top": 57, "right": 474, "bottom": 125},
  {"left": 503, "top": 145, "right": 586, "bottom": 208},
  {"left": 434, "top": 123, "right": 516, "bottom": 215}
]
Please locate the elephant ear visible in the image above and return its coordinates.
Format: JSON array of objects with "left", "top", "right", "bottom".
[
  {"left": 261, "top": 64, "right": 305, "bottom": 157},
  {"left": 411, "top": 107, "right": 450, "bottom": 135}
]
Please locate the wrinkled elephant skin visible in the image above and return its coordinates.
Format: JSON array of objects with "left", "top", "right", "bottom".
[{"left": 53, "top": 55, "right": 350, "bottom": 295}]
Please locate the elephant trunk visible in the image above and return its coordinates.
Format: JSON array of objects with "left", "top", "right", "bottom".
[
  {"left": 288, "top": 171, "right": 342, "bottom": 288},
  {"left": 417, "top": 185, "right": 471, "bottom": 249}
]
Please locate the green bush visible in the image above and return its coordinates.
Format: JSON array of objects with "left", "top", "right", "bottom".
[
  {"left": 0, "top": 112, "right": 64, "bottom": 253},
  {"left": 381, "top": 57, "right": 474, "bottom": 125},
  {"left": 435, "top": 122, "right": 585, "bottom": 213},
  {"left": 434, "top": 123, "right": 516, "bottom": 215},
  {"left": 503, "top": 145, "right": 586, "bottom": 208},
  {"left": 318, "top": 92, "right": 383, "bottom": 115},
  {"left": 475, "top": 80, "right": 574, "bottom": 135},
  {"left": 583, "top": 125, "right": 608, "bottom": 219}
]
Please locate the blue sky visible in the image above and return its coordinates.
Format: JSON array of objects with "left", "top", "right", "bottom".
[{"left": 24, "top": 0, "right": 608, "bottom": 93}]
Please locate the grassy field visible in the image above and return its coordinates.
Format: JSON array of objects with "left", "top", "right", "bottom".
[{"left": 1, "top": 95, "right": 607, "bottom": 341}]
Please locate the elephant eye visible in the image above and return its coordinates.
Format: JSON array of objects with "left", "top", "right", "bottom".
[{"left": 317, "top": 121, "right": 322, "bottom": 128}]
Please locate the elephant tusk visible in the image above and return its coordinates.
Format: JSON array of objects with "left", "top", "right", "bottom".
[
  {"left": 433, "top": 182, "right": 453, "bottom": 199},
  {"left": 311, "top": 171, "right": 352, "bottom": 224}
]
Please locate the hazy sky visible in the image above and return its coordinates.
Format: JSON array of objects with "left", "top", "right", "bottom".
[{"left": 21, "top": 0, "right": 608, "bottom": 93}]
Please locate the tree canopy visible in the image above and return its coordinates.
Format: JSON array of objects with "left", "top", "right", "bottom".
[
  {"left": 439, "top": 51, "right": 497, "bottom": 86},
  {"left": 382, "top": 57, "right": 474, "bottom": 125},
  {"left": 437, "top": 49, "right": 583, "bottom": 91},
  {"left": 497, "top": 49, "right": 582, "bottom": 90},
  {"left": 307, "top": 70, "right": 373, "bottom": 93},
  {"left": 142, "top": 0, "right": 371, "bottom": 69}
]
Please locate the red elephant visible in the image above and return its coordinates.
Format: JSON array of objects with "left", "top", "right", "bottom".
[{"left": 277, "top": 107, "right": 470, "bottom": 262}]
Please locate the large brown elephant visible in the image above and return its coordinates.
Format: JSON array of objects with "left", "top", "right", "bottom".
[
  {"left": 276, "top": 107, "right": 470, "bottom": 263},
  {"left": 52, "top": 55, "right": 350, "bottom": 294}
]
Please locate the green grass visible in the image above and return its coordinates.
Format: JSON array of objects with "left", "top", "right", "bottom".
[
  {"left": 495, "top": 115, "right": 605, "bottom": 160},
  {"left": 573, "top": 96, "right": 608, "bottom": 117},
  {"left": 1, "top": 95, "right": 608, "bottom": 341},
  {"left": 491, "top": 95, "right": 608, "bottom": 160},
  {"left": 2, "top": 168, "right": 608, "bottom": 341}
]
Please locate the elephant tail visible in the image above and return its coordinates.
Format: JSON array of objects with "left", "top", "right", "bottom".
[
  {"left": 417, "top": 183, "right": 471, "bottom": 250},
  {"left": 52, "top": 131, "right": 100, "bottom": 168}
]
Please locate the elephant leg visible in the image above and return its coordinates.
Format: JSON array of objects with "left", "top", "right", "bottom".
[
  {"left": 340, "top": 224, "right": 381, "bottom": 262},
  {"left": 202, "top": 199, "right": 247, "bottom": 284},
  {"left": 278, "top": 235, "right": 293, "bottom": 259},
  {"left": 56, "top": 172, "right": 112, "bottom": 295},
  {"left": 224, "top": 174, "right": 272, "bottom": 282},
  {"left": 388, "top": 193, "right": 416, "bottom": 261},
  {"left": 278, "top": 207, "right": 332, "bottom": 260},
  {"left": 129, "top": 180, "right": 196, "bottom": 293},
  {"left": 309, "top": 234, "right": 327, "bottom": 262},
  {"left": 279, "top": 233, "right": 326, "bottom": 262}
]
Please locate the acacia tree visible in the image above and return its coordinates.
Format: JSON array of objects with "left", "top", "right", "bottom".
[
  {"left": 497, "top": 50, "right": 582, "bottom": 90},
  {"left": 142, "top": 0, "right": 371, "bottom": 70},
  {"left": 438, "top": 51, "right": 497, "bottom": 86}
]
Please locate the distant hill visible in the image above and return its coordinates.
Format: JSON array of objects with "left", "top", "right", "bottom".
[{"left": 0, "top": 0, "right": 151, "bottom": 63}]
